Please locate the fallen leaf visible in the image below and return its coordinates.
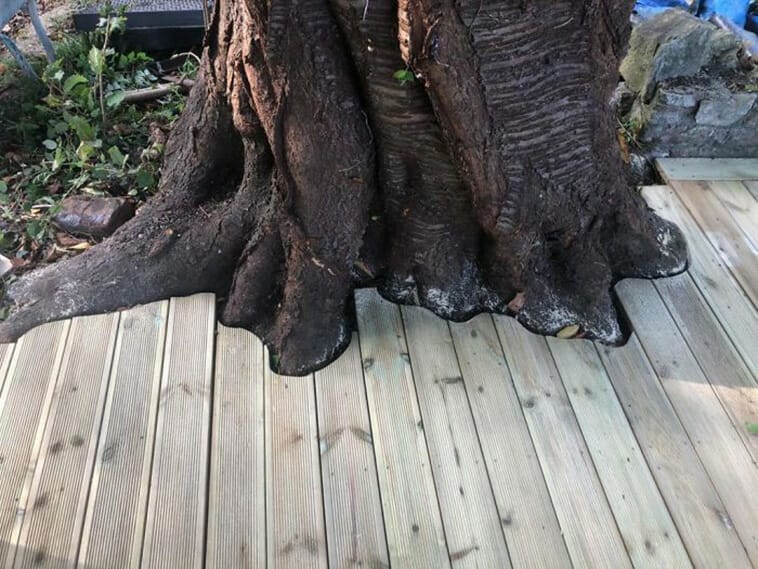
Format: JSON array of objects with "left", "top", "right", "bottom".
[
  {"left": 0, "top": 255, "right": 12, "bottom": 278},
  {"left": 557, "top": 324, "right": 581, "bottom": 339},
  {"left": 68, "top": 242, "right": 92, "bottom": 251}
]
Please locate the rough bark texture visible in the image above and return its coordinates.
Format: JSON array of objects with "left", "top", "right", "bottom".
[{"left": 0, "top": 0, "right": 688, "bottom": 375}]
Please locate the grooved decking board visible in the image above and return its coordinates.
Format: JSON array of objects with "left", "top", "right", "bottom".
[
  {"left": 401, "top": 306, "right": 511, "bottom": 568},
  {"left": 449, "top": 316, "right": 571, "bottom": 569},
  {"left": 744, "top": 180, "right": 758, "bottom": 201},
  {"left": 355, "top": 290, "right": 449, "bottom": 568},
  {"left": 313, "top": 334, "right": 389, "bottom": 569},
  {"left": 708, "top": 181, "right": 758, "bottom": 247},
  {"left": 265, "top": 364, "right": 327, "bottom": 568},
  {"left": 492, "top": 316, "right": 632, "bottom": 569},
  {"left": 670, "top": 180, "right": 758, "bottom": 305},
  {"left": 654, "top": 275, "right": 758, "bottom": 460},
  {"left": 0, "top": 322, "right": 69, "bottom": 567},
  {"left": 643, "top": 186, "right": 758, "bottom": 374},
  {"left": 599, "top": 335, "right": 753, "bottom": 569},
  {"left": 13, "top": 313, "right": 119, "bottom": 569},
  {"left": 206, "top": 325, "right": 266, "bottom": 569},
  {"left": 546, "top": 339, "right": 691, "bottom": 569},
  {"left": 657, "top": 158, "right": 758, "bottom": 182},
  {"left": 141, "top": 294, "right": 215, "bottom": 569},
  {"left": 617, "top": 279, "right": 758, "bottom": 565},
  {"left": 77, "top": 302, "right": 169, "bottom": 568},
  {"left": 0, "top": 343, "right": 15, "bottom": 394}
]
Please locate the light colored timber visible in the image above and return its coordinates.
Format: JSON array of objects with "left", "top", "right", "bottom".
[
  {"left": 401, "top": 306, "right": 512, "bottom": 568},
  {"left": 493, "top": 316, "right": 632, "bottom": 569},
  {"left": 547, "top": 338, "right": 691, "bottom": 568},
  {"left": 78, "top": 302, "right": 169, "bottom": 568},
  {"left": 599, "top": 334, "right": 753, "bottom": 569},
  {"left": 0, "top": 322, "right": 69, "bottom": 568},
  {"left": 141, "top": 294, "right": 215, "bottom": 569},
  {"left": 670, "top": 180, "right": 758, "bottom": 305},
  {"left": 657, "top": 158, "right": 758, "bottom": 182},
  {"left": 449, "top": 315, "right": 571, "bottom": 569},
  {"left": 13, "top": 313, "right": 119, "bottom": 569},
  {"left": 654, "top": 274, "right": 758, "bottom": 460},
  {"left": 643, "top": 185, "right": 758, "bottom": 375},
  {"left": 706, "top": 181, "right": 758, "bottom": 248},
  {"left": 265, "top": 362, "right": 327, "bottom": 568},
  {"left": 206, "top": 325, "right": 266, "bottom": 569},
  {"left": 616, "top": 279, "right": 758, "bottom": 565},
  {"left": 314, "top": 334, "right": 389, "bottom": 569},
  {"left": 743, "top": 180, "right": 758, "bottom": 201},
  {"left": 355, "top": 290, "right": 450, "bottom": 568}
]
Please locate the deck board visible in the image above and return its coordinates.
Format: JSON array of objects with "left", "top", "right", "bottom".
[
  {"left": 617, "top": 279, "right": 758, "bottom": 565},
  {"left": 0, "top": 161, "right": 756, "bottom": 568},
  {"left": 493, "top": 317, "right": 632, "bottom": 569},
  {"left": 599, "top": 336, "right": 754, "bottom": 569},
  {"left": 547, "top": 338, "right": 691, "bottom": 568},
  {"left": 670, "top": 180, "right": 758, "bottom": 305},
  {"left": 402, "top": 306, "right": 512, "bottom": 568},
  {"left": 265, "top": 363, "right": 327, "bottom": 568},
  {"left": 314, "top": 335, "right": 389, "bottom": 569},
  {"left": 13, "top": 314, "right": 119, "bottom": 569},
  {"left": 449, "top": 316, "right": 571, "bottom": 569},
  {"left": 78, "top": 302, "right": 169, "bottom": 569},
  {"left": 0, "top": 322, "right": 69, "bottom": 567},
  {"left": 657, "top": 158, "right": 758, "bottom": 181},
  {"left": 141, "top": 294, "right": 215, "bottom": 569},
  {"left": 643, "top": 185, "right": 758, "bottom": 375},
  {"left": 355, "top": 291, "right": 449, "bottom": 568},
  {"left": 205, "top": 325, "right": 266, "bottom": 569}
]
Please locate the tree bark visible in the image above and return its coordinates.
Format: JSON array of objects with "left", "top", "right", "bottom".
[{"left": 0, "top": 0, "right": 687, "bottom": 375}]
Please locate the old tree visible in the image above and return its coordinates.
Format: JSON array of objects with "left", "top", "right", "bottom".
[{"left": 0, "top": 0, "right": 687, "bottom": 374}]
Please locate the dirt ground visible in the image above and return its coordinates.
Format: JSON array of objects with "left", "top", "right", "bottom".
[{"left": 1, "top": 0, "right": 74, "bottom": 60}]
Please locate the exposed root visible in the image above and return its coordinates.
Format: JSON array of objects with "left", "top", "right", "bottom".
[{"left": 0, "top": 0, "right": 688, "bottom": 375}]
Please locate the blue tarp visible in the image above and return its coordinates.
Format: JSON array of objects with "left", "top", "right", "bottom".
[{"left": 635, "top": 0, "right": 752, "bottom": 28}]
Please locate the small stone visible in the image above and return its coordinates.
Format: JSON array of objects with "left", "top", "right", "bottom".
[{"left": 53, "top": 196, "right": 135, "bottom": 239}]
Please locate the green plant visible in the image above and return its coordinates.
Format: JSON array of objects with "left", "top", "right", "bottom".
[{"left": 0, "top": 14, "right": 195, "bottom": 269}]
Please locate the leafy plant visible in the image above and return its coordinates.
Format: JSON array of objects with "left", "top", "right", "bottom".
[{"left": 0, "top": 12, "right": 195, "bottom": 269}]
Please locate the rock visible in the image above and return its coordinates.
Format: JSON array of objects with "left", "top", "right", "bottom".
[
  {"left": 618, "top": 10, "right": 758, "bottom": 159},
  {"left": 53, "top": 196, "right": 135, "bottom": 239},
  {"left": 695, "top": 92, "right": 757, "bottom": 126},
  {"left": 621, "top": 9, "right": 741, "bottom": 102}
]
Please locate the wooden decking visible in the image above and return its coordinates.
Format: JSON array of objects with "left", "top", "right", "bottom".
[{"left": 0, "top": 159, "right": 757, "bottom": 569}]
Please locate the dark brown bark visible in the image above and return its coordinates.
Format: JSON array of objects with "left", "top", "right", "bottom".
[{"left": 0, "top": 0, "right": 687, "bottom": 375}]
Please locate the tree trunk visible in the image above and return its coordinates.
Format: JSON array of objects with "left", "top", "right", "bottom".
[{"left": 0, "top": 0, "right": 687, "bottom": 375}]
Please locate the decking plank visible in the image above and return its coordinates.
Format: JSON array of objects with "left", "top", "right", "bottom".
[
  {"left": 402, "top": 307, "right": 512, "bottom": 568},
  {"left": 449, "top": 316, "right": 571, "bottom": 569},
  {"left": 707, "top": 181, "right": 758, "bottom": 248},
  {"left": 547, "top": 338, "right": 691, "bottom": 569},
  {"left": 314, "top": 334, "right": 389, "bottom": 569},
  {"left": 599, "top": 335, "right": 753, "bottom": 569},
  {"left": 13, "top": 313, "right": 119, "bottom": 569},
  {"left": 643, "top": 186, "right": 758, "bottom": 374},
  {"left": 0, "top": 344, "right": 15, "bottom": 394},
  {"left": 617, "top": 279, "right": 758, "bottom": 565},
  {"left": 657, "top": 158, "right": 758, "bottom": 182},
  {"left": 492, "top": 316, "right": 632, "bottom": 569},
  {"left": 265, "top": 364, "right": 327, "bottom": 568},
  {"left": 206, "top": 325, "right": 266, "bottom": 569},
  {"left": 654, "top": 275, "right": 758, "bottom": 459},
  {"left": 670, "top": 180, "right": 758, "bottom": 305},
  {"left": 0, "top": 322, "right": 69, "bottom": 567},
  {"left": 78, "top": 302, "right": 169, "bottom": 569},
  {"left": 355, "top": 290, "right": 449, "bottom": 568},
  {"left": 141, "top": 294, "right": 215, "bottom": 569},
  {"left": 743, "top": 180, "right": 758, "bottom": 201}
]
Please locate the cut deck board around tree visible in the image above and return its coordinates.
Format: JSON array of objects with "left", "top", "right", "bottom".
[{"left": 0, "top": 164, "right": 756, "bottom": 568}]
